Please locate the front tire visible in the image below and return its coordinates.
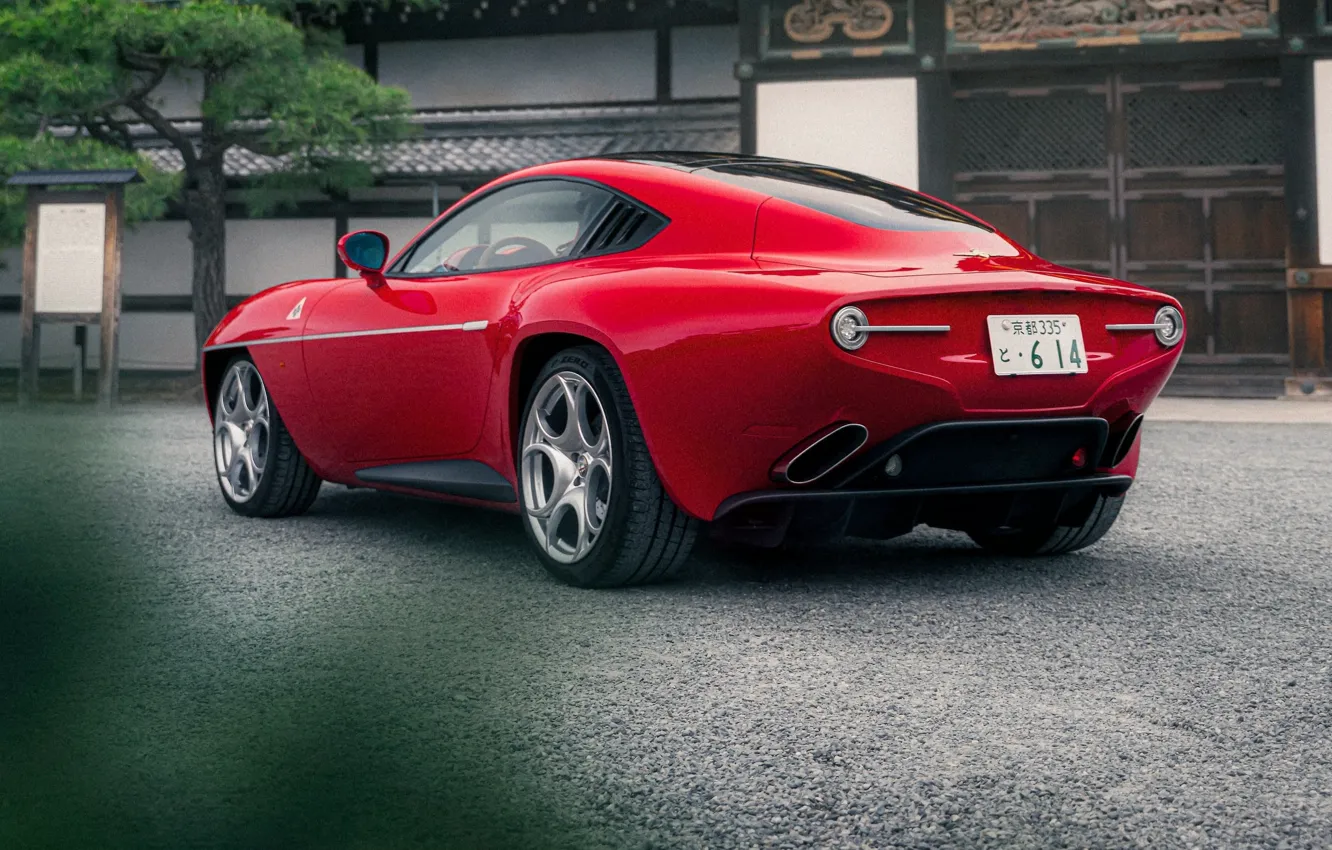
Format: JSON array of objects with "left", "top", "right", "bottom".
[
  {"left": 518, "top": 346, "right": 698, "bottom": 588},
  {"left": 213, "top": 355, "right": 322, "bottom": 518},
  {"left": 967, "top": 492, "right": 1125, "bottom": 556}
]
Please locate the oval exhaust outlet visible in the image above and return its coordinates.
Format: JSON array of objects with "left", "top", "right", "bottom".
[
  {"left": 771, "top": 422, "right": 870, "bottom": 485},
  {"left": 1106, "top": 413, "right": 1145, "bottom": 468}
]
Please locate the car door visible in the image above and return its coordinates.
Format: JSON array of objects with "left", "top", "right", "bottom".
[{"left": 302, "top": 178, "right": 617, "bottom": 464}]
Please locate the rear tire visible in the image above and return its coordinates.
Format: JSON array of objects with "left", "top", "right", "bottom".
[
  {"left": 213, "top": 355, "right": 322, "bottom": 518},
  {"left": 967, "top": 493, "right": 1125, "bottom": 556},
  {"left": 517, "top": 346, "right": 698, "bottom": 588}
]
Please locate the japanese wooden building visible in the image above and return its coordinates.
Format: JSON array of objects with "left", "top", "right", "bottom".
[
  {"left": 739, "top": 0, "right": 1329, "bottom": 396},
  {"left": 4, "top": 0, "right": 1330, "bottom": 398}
]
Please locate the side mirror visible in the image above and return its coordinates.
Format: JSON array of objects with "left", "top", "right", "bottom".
[{"left": 338, "top": 230, "right": 389, "bottom": 287}]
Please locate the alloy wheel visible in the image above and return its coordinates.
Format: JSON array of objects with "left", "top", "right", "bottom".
[
  {"left": 214, "top": 360, "right": 271, "bottom": 504},
  {"left": 520, "top": 371, "right": 613, "bottom": 564}
]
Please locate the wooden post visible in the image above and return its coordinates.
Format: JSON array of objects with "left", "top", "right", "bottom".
[
  {"left": 1283, "top": 54, "right": 1324, "bottom": 387},
  {"left": 73, "top": 325, "right": 86, "bottom": 401},
  {"left": 99, "top": 186, "right": 124, "bottom": 409},
  {"left": 17, "top": 192, "right": 39, "bottom": 405}
]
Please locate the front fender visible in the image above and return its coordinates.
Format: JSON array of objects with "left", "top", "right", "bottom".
[{"left": 201, "top": 278, "right": 350, "bottom": 477}]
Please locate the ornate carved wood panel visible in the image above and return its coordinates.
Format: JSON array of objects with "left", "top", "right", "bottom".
[
  {"left": 948, "top": 0, "right": 1278, "bottom": 52},
  {"left": 761, "top": 0, "right": 914, "bottom": 59},
  {"left": 953, "top": 65, "right": 1287, "bottom": 367}
]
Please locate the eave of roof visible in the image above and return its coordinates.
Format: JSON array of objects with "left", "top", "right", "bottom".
[{"left": 61, "top": 100, "right": 742, "bottom": 183}]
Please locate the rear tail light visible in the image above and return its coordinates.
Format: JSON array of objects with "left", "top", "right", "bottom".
[
  {"left": 1154, "top": 305, "right": 1184, "bottom": 347},
  {"left": 831, "top": 306, "right": 868, "bottom": 351}
]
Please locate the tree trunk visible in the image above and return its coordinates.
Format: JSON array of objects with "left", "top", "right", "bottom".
[{"left": 185, "top": 165, "right": 228, "bottom": 366}]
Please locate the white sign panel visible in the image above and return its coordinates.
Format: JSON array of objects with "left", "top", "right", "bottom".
[{"left": 34, "top": 202, "right": 106, "bottom": 314}]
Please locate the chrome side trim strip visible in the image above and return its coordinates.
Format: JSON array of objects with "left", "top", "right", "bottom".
[
  {"left": 851, "top": 324, "right": 951, "bottom": 333},
  {"left": 202, "top": 321, "right": 488, "bottom": 352},
  {"left": 1105, "top": 322, "right": 1171, "bottom": 332}
]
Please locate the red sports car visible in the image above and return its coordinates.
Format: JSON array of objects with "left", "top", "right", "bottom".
[{"left": 203, "top": 152, "right": 1184, "bottom": 587}]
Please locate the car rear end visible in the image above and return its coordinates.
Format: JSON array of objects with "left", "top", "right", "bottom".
[
  {"left": 677, "top": 159, "right": 1184, "bottom": 547},
  {"left": 702, "top": 264, "right": 1183, "bottom": 546}
]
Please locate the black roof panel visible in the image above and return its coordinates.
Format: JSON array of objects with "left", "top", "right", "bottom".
[
  {"left": 6, "top": 169, "right": 144, "bottom": 187},
  {"left": 589, "top": 151, "right": 802, "bottom": 170}
]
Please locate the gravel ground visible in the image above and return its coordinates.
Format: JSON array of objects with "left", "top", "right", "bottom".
[{"left": 2, "top": 404, "right": 1331, "bottom": 850}]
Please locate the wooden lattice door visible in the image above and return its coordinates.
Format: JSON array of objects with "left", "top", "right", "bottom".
[{"left": 951, "top": 61, "right": 1287, "bottom": 368}]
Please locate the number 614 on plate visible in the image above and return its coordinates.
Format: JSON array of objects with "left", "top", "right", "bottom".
[{"left": 986, "top": 315, "right": 1088, "bottom": 376}]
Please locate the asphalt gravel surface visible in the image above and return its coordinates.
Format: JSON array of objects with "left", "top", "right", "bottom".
[{"left": 3, "top": 403, "right": 1331, "bottom": 850}]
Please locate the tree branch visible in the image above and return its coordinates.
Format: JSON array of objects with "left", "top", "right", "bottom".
[
  {"left": 125, "top": 94, "right": 198, "bottom": 171},
  {"left": 85, "top": 65, "right": 169, "bottom": 122},
  {"left": 81, "top": 115, "right": 135, "bottom": 151},
  {"left": 119, "top": 48, "right": 169, "bottom": 74}
]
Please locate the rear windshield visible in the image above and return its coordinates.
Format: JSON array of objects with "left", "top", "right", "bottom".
[{"left": 696, "top": 162, "right": 994, "bottom": 233}]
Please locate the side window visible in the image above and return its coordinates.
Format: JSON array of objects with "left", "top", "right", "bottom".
[{"left": 396, "top": 180, "right": 615, "bottom": 275}]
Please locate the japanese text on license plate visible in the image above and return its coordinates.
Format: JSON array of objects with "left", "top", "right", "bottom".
[{"left": 986, "top": 314, "right": 1087, "bottom": 376}]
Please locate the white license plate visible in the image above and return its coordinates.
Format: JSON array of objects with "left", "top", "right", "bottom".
[{"left": 986, "top": 314, "right": 1088, "bottom": 376}]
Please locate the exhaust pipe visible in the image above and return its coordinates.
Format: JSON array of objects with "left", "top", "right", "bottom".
[
  {"left": 1101, "top": 413, "right": 1144, "bottom": 469},
  {"left": 771, "top": 422, "right": 869, "bottom": 485}
]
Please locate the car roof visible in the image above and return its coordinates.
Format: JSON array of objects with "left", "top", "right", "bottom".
[
  {"left": 580, "top": 151, "right": 814, "bottom": 172},
  {"left": 563, "top": 151, "right": 994, "bottom": 233}
]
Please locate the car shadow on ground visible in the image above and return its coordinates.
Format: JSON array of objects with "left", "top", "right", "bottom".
[{"left": 302, "top": 484, "right": 1122, "bottom": 593}]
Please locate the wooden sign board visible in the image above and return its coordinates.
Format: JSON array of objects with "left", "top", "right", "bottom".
[
  {"left": 10, "top": 172, "right": 133, "bottom": 408},
  {"left": 34, "top": 201, "right": 108, "bottom": 314}
]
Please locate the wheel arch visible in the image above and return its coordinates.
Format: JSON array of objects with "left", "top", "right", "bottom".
[
  {"left": 508, "top": 330, "right": 618, "bottom": 457},
  {"left": 202, "top": 346, "right": 246, "bottom": 421}
]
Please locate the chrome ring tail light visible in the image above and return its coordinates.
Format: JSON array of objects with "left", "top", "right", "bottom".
[
  {"left": 1154, "top": 305, "right": 1184, "bottom": 348},
  {"left": 830, "top": 305, "right": 951, "bottom": 351},
  {"left": 1106, "top": 305, "right": 1184, "bottom": 348},
  {"left": 831, "top": 306, "right": 869, "bottom": 351}
]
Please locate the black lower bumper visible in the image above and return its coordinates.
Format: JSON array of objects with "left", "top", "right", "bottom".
[
  {"left": 711, "top": 416, "right": 1141, "bottom": 547},
  {"left": 713, "top": 473, "right": 1134, "bottom": 520},
  {"left": 711, "top": 473, "right": 1134, "bottom": 548}
]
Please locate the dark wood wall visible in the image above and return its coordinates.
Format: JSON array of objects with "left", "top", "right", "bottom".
[{"left": 738, "top": 0, "right": 1329, "bottom": 378}]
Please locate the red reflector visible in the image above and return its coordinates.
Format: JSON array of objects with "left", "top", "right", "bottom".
[{"left": 1071, "top": 448, "right": 1088, "bottom": 468}]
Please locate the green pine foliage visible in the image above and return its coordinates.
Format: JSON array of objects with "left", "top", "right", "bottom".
[{"left": 0, "top": 0, "right": 418, "bottom": 352}]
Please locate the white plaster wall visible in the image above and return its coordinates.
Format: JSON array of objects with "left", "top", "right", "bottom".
[
  {"left": 0, "top": 248, "right": 73, "bottom": 367},
  {"left": 0, "top": 313, "right": 199, "bottom": 371},
  {"left": 1, "top": 220, "right": 340, "bottom": 370},
  {"left": 1316, "top": 60, "right": 1332, "bottom": 266},
  {"left": 378, "top": 32, "right": 656, "bottom": 109},
  {"left": 123, "top": 220, "right": 192, "bottom": 296},
  {"left": 671, "top": 25, "right": 738, "bottom": 100},
  {"left": 109, "top": 312, "right": 198, "bottom": 369},
  {"left": 141, "top": 44, "right": 365, "bottom": 120},
  {"left": 0, "top": 316, "right": 77, "bottom": 369},
  {"left": 226, "top": 218, "right": 337, "bottom": 295},
  {"left": 0, "top": 313, "right": 18, "bottom": 367},
  {"left": 0, "top": 247, "right": 20, "bottom": 296},
  {"left": 756, "top": 77, "right": 920, "bottom": 190},
  {"left": 348, "top": 217, "right": 436, "bottom": 263},
  {"left": 147, "top": 69, "right": 204, "bottom": 119}
]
